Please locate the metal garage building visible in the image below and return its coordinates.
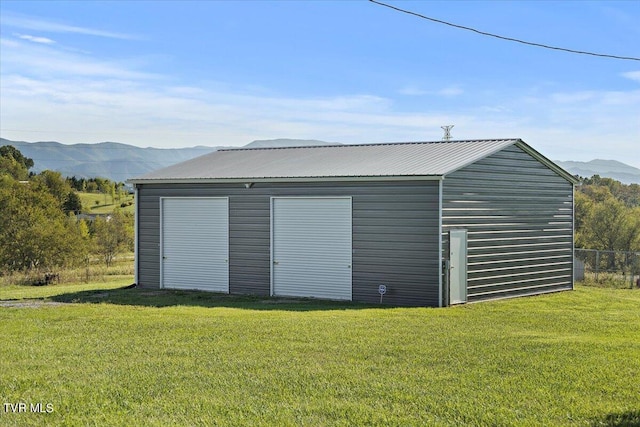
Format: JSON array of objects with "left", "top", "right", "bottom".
[{"left": 128, "top": 139, "right": 577, "bottom": 307}]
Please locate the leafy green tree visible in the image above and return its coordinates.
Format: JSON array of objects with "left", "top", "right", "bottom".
[
  {"left": 575, "top": 176, "right": 640, "bottom": 255},
  {"left": 579, "top": 184, "right": 614, "bottom": 203},
  {"left": 578, "top": 198, "right": 640, "bottom": 270},
  {"left": 0, "top": 145, "right": 34, "bottom": 170},
  {"left": 63, "top": 191, "right": 83, "bottom": 214},
  {"left": 0, "top": 146, "right": 33, "bottom": 181},
  {"left": 620, "top": 207, "right": 640, "bottom": 252},
  {"left": 110, "top": 182, "right": 116, "bottom": 204},
  {"left": 574, "top": 191, "right": 593, "bottom": 232},
  {"left": 91, "top": 209, "right": 134, "bottom": 266},
  {"left": 623, "top": 184, "right": 640, "bottom": 207},
  {"left": 580, "top": 198, "right": 623, "bottom": 250},
  {"left": 0, "top": 177, "right": 89, "bottom": 272},
  {"left": 66, "top": 176, "right": 87, "bottom": 192},
  {"left": 579, "top": 175, "right": 640, "bottom": 207},
  {"left": 0, "top": 156, "right": 28, "bottom": 180},
  {"left": 95, "top": 177, "right": 109, "bottom": 194},
  {"left": 94, "top": 178, "right": 112, "bottom": 205},
  {"left": 33, "top": 170, "right": 72, "bottom": 207},
  {"left": 86, "top": 181, "right": 98, "bottom": 193},
  {"left": 74, "top": 217, "right": 94, "bottom": 280}
]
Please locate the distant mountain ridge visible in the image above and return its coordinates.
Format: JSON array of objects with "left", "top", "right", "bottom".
[
  {"left": 2, "top": 137, "right": 638, "bottom": 184},
  {"left": 555, "top": 159, "right": 640, "bottom": 185},
  {"left": 0, "top": 138, "right": 223, "bottom": 182}
]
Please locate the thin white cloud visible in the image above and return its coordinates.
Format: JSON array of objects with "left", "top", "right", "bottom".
[
  {"left": 621, "top": 71, "right": 640, "bottom": 83},
  {"left": 601, "top": 90, "right": 640, "bottom": 105},
  {"left": 438, "top": 86, "right": 464, "bottom": 97},
  {"left": 551, "top": 91, "right": 596, "bottom": 104},
  {"left": 398, "top": 84, "right": 463, "bottom": 97},
  {"left": 1, "top": 38, "right": 20, "bottom": 48},
  {"left": 17, "top": 33, "right": 55, "bottom": 44},
  {"left": 1, "top": 37, "right": 159, "bottom": 80},
  {"left": 398, "top": 86, "right": 428, "bottom": 96},
  {"left": 1, "top": 13, "right": 138, "bottom": 40}
]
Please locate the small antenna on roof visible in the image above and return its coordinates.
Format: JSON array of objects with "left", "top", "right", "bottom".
[{"left": 441, "top": 125, "right": 454, "bottom": 141}]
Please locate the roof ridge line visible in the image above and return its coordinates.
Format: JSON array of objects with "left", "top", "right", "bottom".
[{"left": 219, "top": 138, "right": 520, "bottom": 152}]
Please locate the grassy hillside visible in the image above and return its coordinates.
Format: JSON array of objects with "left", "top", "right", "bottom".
[
  {"left": 0, "top": 285, "right": 638, "bottom": 426},
  {"left": 78, "top": 191, "right": 134, "bottom": 214}
]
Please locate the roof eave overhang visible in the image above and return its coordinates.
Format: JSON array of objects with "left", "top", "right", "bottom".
[{"left": 128, "top": 175, "right": 444, "bottom": 185}]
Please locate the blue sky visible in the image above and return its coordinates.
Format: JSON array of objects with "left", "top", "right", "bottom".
[{"left": 1, "top": 1, "right": 638, "bottom": 167}]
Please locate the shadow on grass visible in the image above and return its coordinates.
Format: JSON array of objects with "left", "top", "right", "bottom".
[
  {"left": 49, "top": 285, "right": 382, "bottom": 311},
  {"left": 592, "top": 411, "right": 640, "bottom": 427}
]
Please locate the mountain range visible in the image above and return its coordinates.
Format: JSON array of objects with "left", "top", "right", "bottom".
[
  {"left": 554, "top": 160, "right": 640, "bottom": 185},
  {"left": 1, "top": 138, "right": 638, "bottom": 184}
]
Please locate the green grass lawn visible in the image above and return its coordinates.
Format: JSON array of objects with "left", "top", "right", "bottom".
[
  {"left": 1, "top": 283, "right": 638, "bottom": 426},
  {"left": 77, "top": 192, "right": 134, "bottom": 215}
]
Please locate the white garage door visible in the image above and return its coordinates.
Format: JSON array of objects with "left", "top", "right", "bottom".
[
  {"left": 161, "top": 197, "right": 229, "bottom": 292},
  {"left": 272, "top": 197, "right": 352, "bottom": 300}
]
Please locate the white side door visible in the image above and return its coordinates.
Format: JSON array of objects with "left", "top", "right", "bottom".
[{"left": 449, "top": 229, "right": 468, "bottom": 304}]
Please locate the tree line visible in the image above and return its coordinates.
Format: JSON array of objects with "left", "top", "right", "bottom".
[
  {"left": 575, "top": 175, "right": 640, "bottom": 256},
  {"left": 67, "top": 175, "right": 130, "bottom": 201},
  {"left": 0, "top": 145, "right": 133, "bottom": 275}
]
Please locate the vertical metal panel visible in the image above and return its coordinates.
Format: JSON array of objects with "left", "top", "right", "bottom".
[
  {"left": 134, "top": 186, "right": 139, "bottom": 285},
  {"left": 272, "top": 197, "right": 352, "bottom": 300},
  {"left": 572, "top": 183, "right": 576, "bottom": 290},
  {"left": 161, "top": 197, "right": 229, "bottom": 292},
  {"left": 350, "top": 184, "right": 440, "bottom": 306},
  {"left": 442, "top": 145, "right": 574, "bottom": 302},
  {"left": 229, "top": 195, "right": 271, "bottom": 295},
  {"left": 438, "top": 179, "right": 443, "bottom": 307}
]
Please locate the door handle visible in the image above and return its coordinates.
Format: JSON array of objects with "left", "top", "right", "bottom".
[{"left": 273, "top": 261, "right": 279, "bottom": 265}]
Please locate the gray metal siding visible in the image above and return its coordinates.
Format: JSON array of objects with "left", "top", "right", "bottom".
[
  {"left": 442, "top": 145, "right": 574, "bottom": 302},
  {"left": 352, "top": 190, "right": 440, "bottom": 306},
  {"left": 229, "top": 195, "right": 271, "bottom": 295},
  {"left": 136, "top": 181, "right": 441, "bottom": 306}
]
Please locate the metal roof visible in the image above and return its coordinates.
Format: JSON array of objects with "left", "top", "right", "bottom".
[{"left": 129, "top": 139, "right": 577, "bottom": 184}]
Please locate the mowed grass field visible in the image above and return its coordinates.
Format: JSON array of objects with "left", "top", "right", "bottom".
[
  {"left": 1, "top": 281, "right": 639, "bottom": 426},
  {"left": 77, "top": 191, "right": 134, "bottom": 214}
]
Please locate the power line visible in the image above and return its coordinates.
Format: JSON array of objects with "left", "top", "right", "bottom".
[{"left": 369, "top": 0, "right": 640, "bottom": 62}]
